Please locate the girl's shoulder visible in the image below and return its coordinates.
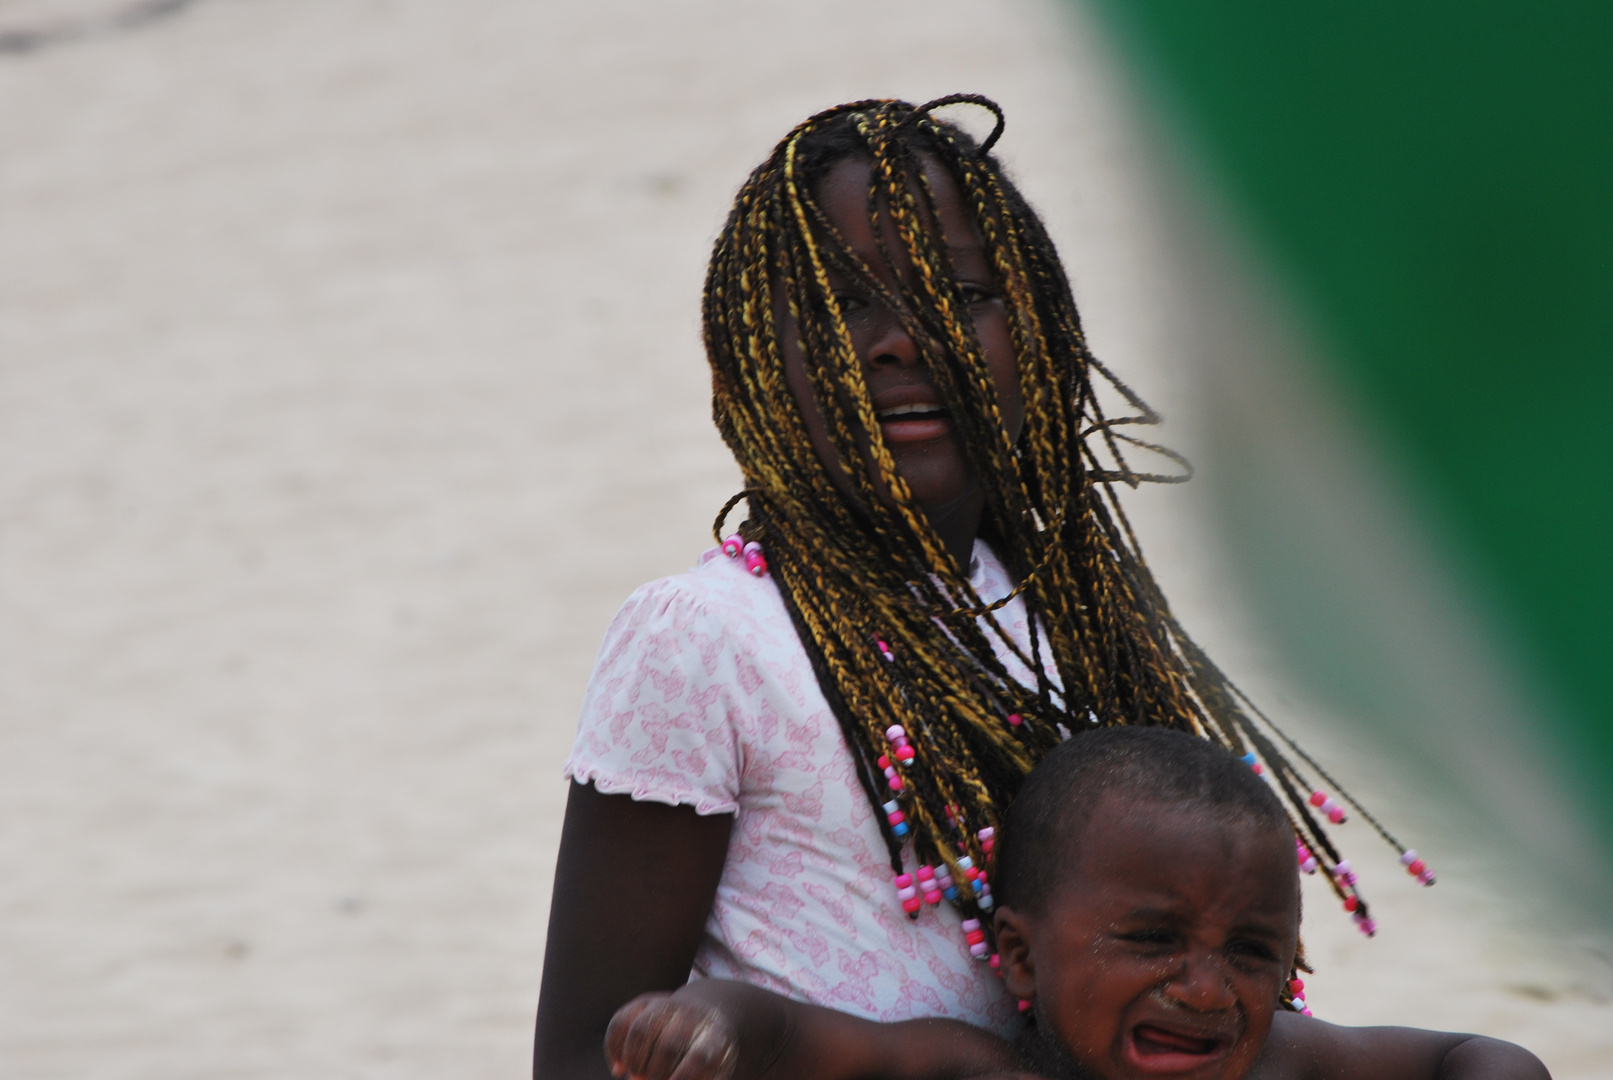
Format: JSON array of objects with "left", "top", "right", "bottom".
[{"left": 597, "top": 547, "right": 795, "bottom": 661}]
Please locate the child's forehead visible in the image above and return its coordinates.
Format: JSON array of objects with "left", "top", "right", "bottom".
[{"left": 1055, "top": 795, "right": 1297, "bottom": 903}]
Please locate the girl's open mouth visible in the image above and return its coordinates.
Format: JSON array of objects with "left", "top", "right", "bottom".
[
  {"left": 1122, "top": 1023, "right": 1231, "bottom": 1074},
  {"left": 876, "top": 403, "right": 952, "bottom": 443}
]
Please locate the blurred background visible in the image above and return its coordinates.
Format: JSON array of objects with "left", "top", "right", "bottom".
[{"left": 1, "top": 1, "right": 1608, "bottom": 1077}]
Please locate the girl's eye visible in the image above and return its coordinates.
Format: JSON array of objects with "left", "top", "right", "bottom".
[
  {"left": 832, "top": 291, "right": 868, "bottom": 312},
  {"left": 960, "top": 284, "right": 998, "bottom": 305}
]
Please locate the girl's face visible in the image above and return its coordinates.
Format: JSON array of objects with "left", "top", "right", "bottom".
[
  {"left": 995, "top": 797, "right": 1300, "bottom": 1080},
  {"left": 779, "top": 155, "right": 1025, "bottom": 533}
]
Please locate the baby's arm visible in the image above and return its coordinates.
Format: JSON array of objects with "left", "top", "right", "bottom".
[
  {"left": 605, "top": 979, "right": 1022, "bottom": 1080},
  {"left": 1256, "top": 1011, "right": 1549, "bottom": 1080}
]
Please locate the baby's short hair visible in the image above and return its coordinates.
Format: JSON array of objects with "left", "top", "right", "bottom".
[{"left": 994, "top": 727, "right": 1292, "bottom": 913}]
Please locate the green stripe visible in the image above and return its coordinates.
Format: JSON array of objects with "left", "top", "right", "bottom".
[{"left": 1080, "top": 1, "right": 1613, "bottom": 859}]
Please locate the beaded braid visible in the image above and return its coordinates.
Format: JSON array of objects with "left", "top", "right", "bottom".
[{"left": 704, "top": 97, "right": 1429, "bottom": 989}]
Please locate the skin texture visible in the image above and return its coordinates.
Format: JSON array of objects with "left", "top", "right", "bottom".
[
  {"left": 993, "top": 796, "right": 1299, "bottom": 1080},
  {"left": 780, "top": 155, "right": 1025, "bottom": 569}
]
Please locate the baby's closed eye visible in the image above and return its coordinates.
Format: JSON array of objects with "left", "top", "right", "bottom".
[
  {"left": 1116, "top": 927, "right": 1180, "bottom": 948},
  {"left": 1225, "top": 937, "right": 1281, "bottom": 963}
]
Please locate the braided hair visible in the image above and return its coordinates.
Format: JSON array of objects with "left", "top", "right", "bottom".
[{"left": 704, "top": 96, "right": 1406, "bottom": 945}]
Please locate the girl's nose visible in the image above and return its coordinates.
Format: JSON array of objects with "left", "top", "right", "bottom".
[{"left": 862, "top": 308, "right": 922, "bottom": 367}]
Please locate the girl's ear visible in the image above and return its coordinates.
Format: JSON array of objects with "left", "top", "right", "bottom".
[{"left": 993, "top": 906, "right": 1037, "bottom": 1001}]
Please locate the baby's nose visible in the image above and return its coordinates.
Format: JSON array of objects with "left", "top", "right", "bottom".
[{"left": 1163, "top": 955, "right": 1238, "bottom": 1012}]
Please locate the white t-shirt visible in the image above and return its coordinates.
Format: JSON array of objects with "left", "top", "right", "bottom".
[{"left": 565, "top": 543, "right": 1036, "bottom": 1035}]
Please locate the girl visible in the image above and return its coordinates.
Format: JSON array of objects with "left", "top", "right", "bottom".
[{"left": 534, "top": 96, "right": 1406, "bottom": 1080}]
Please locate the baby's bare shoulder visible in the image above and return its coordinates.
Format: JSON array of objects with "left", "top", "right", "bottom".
[{"left": 1249, "top": 1011, "right": 1547, "bottom": 1080}]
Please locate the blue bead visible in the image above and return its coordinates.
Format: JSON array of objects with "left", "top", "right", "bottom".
[
  {"left": 943, "top": 887, "right": 958, "bottom": 900},
  {"left": 1240, "top": 752, "right": 1257, "bottom": 765},
  {"left": 893, "top": 822, "right": 909, "bottom": 837}
]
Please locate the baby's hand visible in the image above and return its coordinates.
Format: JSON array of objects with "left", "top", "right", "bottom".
[{"left": 606, "top": 992, "right": 740, "bottom": 1080}]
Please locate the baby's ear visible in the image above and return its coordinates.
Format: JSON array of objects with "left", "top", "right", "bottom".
[{"left": 992, "top": 906, "right": 1037, "bottom": 1001}]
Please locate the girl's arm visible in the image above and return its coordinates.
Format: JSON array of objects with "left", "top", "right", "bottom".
[
  {"left": 606, "top": 979, "right": 1020, "bottom": 1080},
  {"left": 533, "top": 781, "right": 735, "bottom": 1080},
  {"left": 1256, "top": 1011, "right": 1550, "bottom": 1080}
]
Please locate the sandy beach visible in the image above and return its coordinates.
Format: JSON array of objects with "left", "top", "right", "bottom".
[{"left": 2, "top": 1, "right": 1609, "bottom": 1076}]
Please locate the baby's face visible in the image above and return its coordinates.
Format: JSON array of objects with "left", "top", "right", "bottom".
[{"left": 996, "top": 797, "right": 1298, "bottom": 1080}]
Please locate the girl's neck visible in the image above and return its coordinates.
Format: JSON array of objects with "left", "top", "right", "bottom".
[{"left": 921, "top": 484, "right": 987, "bottom": 572}]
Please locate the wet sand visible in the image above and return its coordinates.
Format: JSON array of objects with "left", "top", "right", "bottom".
[{"left": 1, "top": 1, "right": 1608, "bottom": 1076}]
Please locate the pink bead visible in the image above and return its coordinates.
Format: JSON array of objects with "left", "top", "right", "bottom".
[
  {"left": 964, "top": 929, "right": 986, "bottom": 946},
  {"left": 744, "top": 552, "right": 767, "bottom": 577},
  {"left": 894, "top": 874, "right": 912, "bottom": 888},
  {"left": 923, "top": 890, "right": 942, "bottom": 905},
  {"left": 969, "top": 942, "right": 989, "bottom": 958},
  {"left": 1406, "top": 859, "right": 1426, "bottom": 876},
  {"left": 1399, "top": 849, "right": 1419, "bottom": 866},
  {"left": 916, "top": 866, "right": 934, "bottom": 882},
  {"left": 887, "top": 810, "right": 906, "bottom": 826},
  {"left": 1332, "top": 860, "right": 1352, "bottom": 877},
  {"left": 1328, "top": 806, "right": 1346, "bottom": 825},
  {"left": 1289, "top": 978, "right": 1305, "bottom": 994},
  {"left": 895, "top": 744, "right": 916, "bottom": 762},
  {"left": 902, "top": 897, "right": 922, "bottom": 914},
  {"left": 897, "top": 886, "right": 917, "bottom": 901},
  {"left": 887, "top": 776, "right": 903, "bottom": 791},
  {"left": 877, "top": 755, "right": 890, "bottom": 770},
  {"left": 722, "top": 535, "right": 744, "bottom": 557},
  {"left": 1018, "top": 998, "right": 1032, "bottom": 1011},
  {"left": 1302, "top": 1008, "right": 1314, "bottom": 1017},
  {"left": 989, "top": 954, "right": 1001, "bottom": 971},
  {"left": 977, "top": 827, "right": 995, "bottom": 842},
  {"left": 1343, "top": 896, "right": 1358, "bottom": 912},
  {"left": 885, "top": 724, "right": 906, "bottom": 741},
  {"left": 1309, "top": 791, "right": 1327, "bottom": 808},
  {"left": 1007, "top": 713, "right": 1023, "bottom": 726},
  {"left": 742, "top": 541, "right": 761, "bottom": 557},
  {"left": 1418, "top": 870, "right": 1437, "bottom": 886},
  {"left": 960, "top": 919, "right": 980, "bottom": 932}
]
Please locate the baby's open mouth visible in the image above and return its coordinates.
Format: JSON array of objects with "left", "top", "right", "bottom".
[{"left": 1123, "top": 1021, "right": 1233, "bottom": 1074}]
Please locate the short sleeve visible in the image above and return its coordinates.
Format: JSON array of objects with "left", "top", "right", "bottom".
[{"left": 564, "top": 579, "right": 744, "bottom": 816}]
